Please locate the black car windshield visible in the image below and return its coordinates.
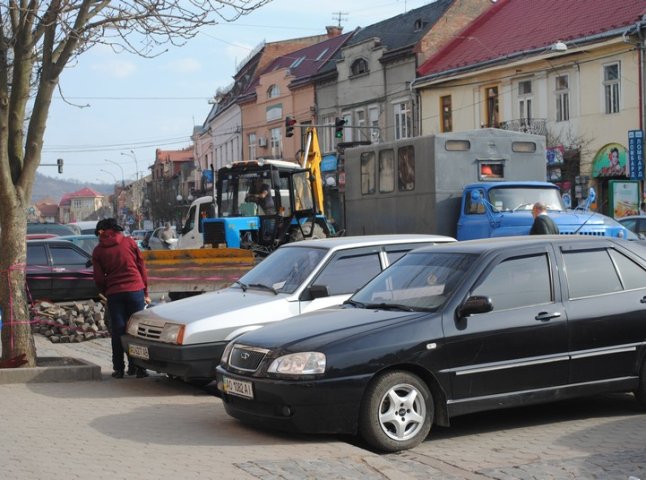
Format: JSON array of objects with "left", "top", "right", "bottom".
[
  {"left": 236, "top": 246, "right": 328, "bottom": 294},
  {"left": 350, "top": 252, "right": 477, "bottom": 311}
]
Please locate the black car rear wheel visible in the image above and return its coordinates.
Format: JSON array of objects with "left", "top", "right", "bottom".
[{"left": 359, "top": 370, "right": 433, "bottom": 452}]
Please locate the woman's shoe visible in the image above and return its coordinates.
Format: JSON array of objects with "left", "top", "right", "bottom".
[
  {"left": 112, "top": 370, "right": 124, "bottom": 379},
  {"left": 135, "top": 367, "right": 149, "bottom": 378}
]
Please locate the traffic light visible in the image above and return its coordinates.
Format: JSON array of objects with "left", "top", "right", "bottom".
[
  {"left": 334, "top": 117, "right": 346, "bottom": 139},
  {"left": 57, "top": 158, "right": 64, "bottom": 174},
  {"left": 285, "top": 116, "right": 297, "bottom": 137}
]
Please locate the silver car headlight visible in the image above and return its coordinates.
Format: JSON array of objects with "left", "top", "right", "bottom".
[
  {"left": 267, "top": 352, "right": 326, "bottom": 375},
  {"left": 159, "top": 323, "right": 185, "bottom": 344}
]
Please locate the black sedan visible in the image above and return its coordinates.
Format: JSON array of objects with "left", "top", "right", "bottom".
[
  {"left": 27, "top": 239, "right": 99, "bottom": 302},
  {"left": 217, "top": 236, "right": 646, "bottom": 452}
]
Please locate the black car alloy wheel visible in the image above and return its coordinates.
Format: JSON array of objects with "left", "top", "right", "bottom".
[{"left": 359, "top": 370, "right": 433, "bottom": 452}]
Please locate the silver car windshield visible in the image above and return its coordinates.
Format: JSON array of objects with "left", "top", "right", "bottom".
[
  {"left": 350, "top": 252, "right": 477, "bottom": 311},
  {"left": 237, "top": 246, "right": 328, "bottom": 294}
]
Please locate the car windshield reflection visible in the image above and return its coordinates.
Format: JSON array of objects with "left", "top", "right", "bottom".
[{"left": 350, "top": 252, "right": 478, "bottom": 311}]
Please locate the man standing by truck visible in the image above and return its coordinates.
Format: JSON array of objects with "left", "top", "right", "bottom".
[{"left": 530, "top": 202, "right": 559, "bottom": 235}]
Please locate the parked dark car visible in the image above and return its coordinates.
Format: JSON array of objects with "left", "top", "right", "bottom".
[
  {"left": 26, "top": 239, "right": 99, "bottom": 302},
  {"left": 27, "top": 222, "right": 80, "bottom": 239},
  {"left": 217, "top": 236, "right": 646, "bottom": 452},
  {"left": 58, "top": 234, "right": 99, "bottom": 255}
]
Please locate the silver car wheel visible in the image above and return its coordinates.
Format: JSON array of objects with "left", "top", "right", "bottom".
[{"left": 378, "top": 382, "right": 427, "bottom": 441}]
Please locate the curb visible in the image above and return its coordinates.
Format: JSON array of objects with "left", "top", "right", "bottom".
[{"left": 0, "top": 357, "right": 102, "bottom": 384}]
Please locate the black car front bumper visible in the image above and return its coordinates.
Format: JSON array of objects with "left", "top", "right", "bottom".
[{"left": 215, "top": 366, "right": 372, "bottom": 435}]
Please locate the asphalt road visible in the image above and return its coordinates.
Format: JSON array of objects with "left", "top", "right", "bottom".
[{"left": 0, "top": 335, "right": 644, "bottom": 480}]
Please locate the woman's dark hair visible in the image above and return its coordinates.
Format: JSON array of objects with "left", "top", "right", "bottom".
[{"left": 95, "top": 218, "right": 124, "bottom": 236}]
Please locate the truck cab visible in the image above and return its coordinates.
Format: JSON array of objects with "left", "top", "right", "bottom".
[
  {"left": 177, "top": 196, "right": 217, "bottom": 249},
  {"left": 458, "top": 182, "right": 630, "bottom": 240},
  {"left": 203, "top": 159, "right": 330, "bottom": 254}
]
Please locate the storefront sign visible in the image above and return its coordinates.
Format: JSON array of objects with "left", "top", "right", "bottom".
[{"left": 628, "top": 130, "right": 644, "bottom": 180}]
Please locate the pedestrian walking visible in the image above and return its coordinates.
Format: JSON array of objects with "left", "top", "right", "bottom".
[
  {"left": 92, "top": 218, "right": 150, "bottom": 378},
  {"left": 529, "top": 202, "right": 559, "bottom": 235}
]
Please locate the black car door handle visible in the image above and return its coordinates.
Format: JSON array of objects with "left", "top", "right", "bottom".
[
  {"left": 535, "top": 312, "right": 561, "bottom": 321},
  {"left": 640, "top": 297, "right": 646, "bottom": 304}
]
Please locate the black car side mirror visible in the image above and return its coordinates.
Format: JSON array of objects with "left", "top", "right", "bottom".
[
  {"left": 456, "top": 295, "right": 493, "bottom": 318},
  {"left": 85, "top": 259, "right": 93, "bottom": 268},
  {"left": 304, "top": 284, "right": 330, "bottom": 300}
]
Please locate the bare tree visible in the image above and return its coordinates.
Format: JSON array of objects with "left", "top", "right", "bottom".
[{"left": 0, "top": 0, "right": 271, "bottom": 367}]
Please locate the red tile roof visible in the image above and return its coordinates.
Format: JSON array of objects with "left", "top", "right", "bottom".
[
  {"left": 418, "top": 0, "right": 646, "bottom": 78},
  {"left": 155, "top": 147, "right": 194, "bottom": 163}
]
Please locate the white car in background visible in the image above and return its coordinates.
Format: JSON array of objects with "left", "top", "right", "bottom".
[{"left": 123, "top": 234, "right": 456, "bottom": 384}]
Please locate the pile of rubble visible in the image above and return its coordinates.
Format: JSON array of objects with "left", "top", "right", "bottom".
[{"left": 31, "top": 300, "right": 110, "bottom": 343}]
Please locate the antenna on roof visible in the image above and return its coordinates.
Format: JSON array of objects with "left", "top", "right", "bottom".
[{"left": 332, "top": 11, "right": 348, "bottom": 28}]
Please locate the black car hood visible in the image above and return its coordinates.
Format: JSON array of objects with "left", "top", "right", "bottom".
[{"left": 234, "top": 305, "right": 427, "bottom": 352}]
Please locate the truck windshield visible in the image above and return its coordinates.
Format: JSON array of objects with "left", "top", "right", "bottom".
[
  {"left": 350, "top": 252, "right": 477, "bottom": 312},
  {"left": 236, "top": 246, "right": 328, "bottom": 294},
  {"left": 488, "top": 187, "right": 565, "bottom": 213},
  {"left": 220, "top": 173, "right": 275, "bottom": 217}
]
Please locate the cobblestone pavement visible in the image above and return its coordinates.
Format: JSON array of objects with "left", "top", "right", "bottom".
[{"left": 0, "top": 335, "right": 644, "bottom": 479}]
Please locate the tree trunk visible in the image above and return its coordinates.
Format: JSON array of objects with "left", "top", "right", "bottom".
[{"left": 0, "top": 200, "right": 36, "bottom": 367}]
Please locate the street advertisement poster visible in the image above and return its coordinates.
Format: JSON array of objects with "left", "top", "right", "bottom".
[
  {"left": 609, "top": 180, "right": 640, "bottom": 218},
  {"left": 628, "top": 130, "right": 644, "bottom": 180},
  {"left": 592, "top": 143, "right": 627, "bottom": 177}
]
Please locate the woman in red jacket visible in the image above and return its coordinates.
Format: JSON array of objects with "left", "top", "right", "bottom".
[{"left": 92, "top": 218, "right": 151, "bottom": 378}]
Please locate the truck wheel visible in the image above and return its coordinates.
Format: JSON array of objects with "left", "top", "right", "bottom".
[
  {"left": 358, "top": 371, "right": 433, "bottom": 452},
  {"left": 635, "top": 357, "right": 646, "bottom": 408},
  {"left": 289, "top": 222, "right": 326, "bottom": 242}
]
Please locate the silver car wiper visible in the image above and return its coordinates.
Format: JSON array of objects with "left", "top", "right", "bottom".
[{"left": 247, "top": 283, "right": 278, "bottom": 295}]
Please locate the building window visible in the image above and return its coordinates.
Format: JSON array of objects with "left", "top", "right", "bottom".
[
  {"left": 350, "top": 58, "right": 369, "bottom": 76},
  {"left": 368, "top": 106, "right": 380, "bottom": 142},
  {"left": 485, "top": 86, "right": 499, "bottom": 127},
  {"left": 267, "top": 84, "right": 280, "bottom": 99},
  {"left": 270, "top": 127, "right": 282, "bottom": 158},
  {"left": 321, "top": 115, "right": 334, "bottom": 153},
  {"left": 394, "top": 101, "right": 412, "bottom": 140},
  {"left": 518, "top": 80, "right": 532, "bottom": 126},
  {"left": 555, "top": 75, "right": 570, "bottom": 122},
  {"left": 266, "top": 104, "right": 282, "bottom": 122},
  {"left": 342, "top": 112, "right": 353, "bottom": 142},
  {"left": 603, "top": 63, "right": 620, "bottom": 114},
  {"left": 248, "top": 133, "right": 257, "bottom": 160},
  {"left": 440, "top": 95, "right": 452, "bottom": 132},
  {"left": 355, "top": 109, "right": 366, "bottom": 141}
]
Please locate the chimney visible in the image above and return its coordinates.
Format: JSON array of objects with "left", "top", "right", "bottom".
[{"left": 326, "top": 26, "right": 343, "bottom": 38}]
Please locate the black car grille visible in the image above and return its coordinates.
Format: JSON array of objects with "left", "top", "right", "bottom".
[
  {"left": 229, "top": 344, "right": 268, "bottom": 372},
  {"left": 203, "top": 221, "right": 226, "bottom": 245}
]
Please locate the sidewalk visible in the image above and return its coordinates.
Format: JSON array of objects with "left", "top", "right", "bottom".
[{"left": 1, "top": 334, "right": 644, "bottom": 480}]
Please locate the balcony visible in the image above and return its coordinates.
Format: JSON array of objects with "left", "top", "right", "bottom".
[{"left": 498, "top": 118, "right": 547, "bottom": 136}]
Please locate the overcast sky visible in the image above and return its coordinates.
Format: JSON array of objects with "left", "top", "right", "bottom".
[{"left": 40, "top": 0, "right": 432, "bottom": 184}]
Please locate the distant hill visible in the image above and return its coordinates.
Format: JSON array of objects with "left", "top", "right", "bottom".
[{"left": 32, "top": 172, "right": 114, "bottom": 204}]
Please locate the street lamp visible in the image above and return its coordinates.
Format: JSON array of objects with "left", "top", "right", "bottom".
[
  {"left": 120, "top": 150, "right": 139, "bottom": 181},
  {"left": 100, "top": 169, "right": 117, "bottom": 184},
  {"left": 105, "top": 159, "right": 125, "bottom": 187}
]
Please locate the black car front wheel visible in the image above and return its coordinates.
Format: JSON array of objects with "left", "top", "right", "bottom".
[{"left": 359, "top": 370, "right": 433, "bottom": 452}]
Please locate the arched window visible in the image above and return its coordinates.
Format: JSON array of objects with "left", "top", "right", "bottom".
[
  {"left": 267, "top": 84, "right": 280, "bottom": 98},
  {"left": 350, "top": 58, "right": 369, "bottom": 76}
]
